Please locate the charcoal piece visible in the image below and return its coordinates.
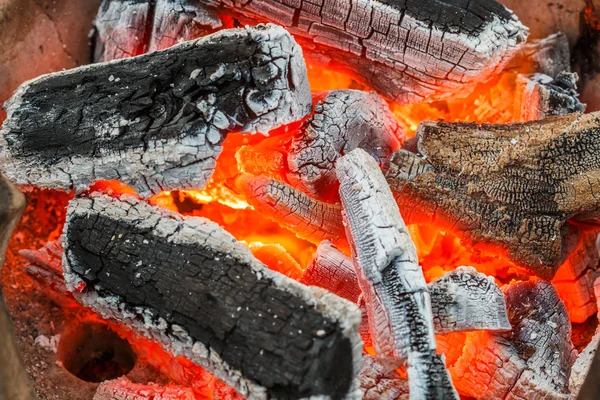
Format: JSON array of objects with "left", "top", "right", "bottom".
[
  {"left": 357, "top": 355, "right": 409, "bottom": 400},
  {"left": 200, "top": 0, "right": 527, "bottom": 104},
  {"left": 0, "top": 24, "right": 312, "bottom": 197},
  {"left": 515, "top": 72, "right": 585, "bottom": 122},
  {"left": 235, "top": 175, "right": 348, "bottom": 251},
  {"left": 94, "top": 377, "right": 196, "bottom": 400},
  {"left": 386, "top": 112, "right": 600, "bottom": 279},
  {"left": 62, "top": 193, "right": 362, "bottom": 400},
  {"left": 0, "top": 175, "right": 36, "bottom": 400},
  {"left": 452, "top": 280, "right": 576, "bottom": 399},
  {"left": 336, "top": 149, "right": 458, "bottom": 399},
  {"left": 302, "top": 243, "right": 510, "bottom": 335},
  {"left": 93, "top": 0, "right": 223, "bottom": 62},
  {"left": 287, "top": 90, "right": 404, "bottom": 200},
  {"left": 508, "top": 32, "right": 571, "bottom": 78}
]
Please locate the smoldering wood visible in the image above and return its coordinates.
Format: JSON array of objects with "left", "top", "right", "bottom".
[
  {"left": 302, "top": 242, "right": 510, "bottom": 334},
  {"left": 514, "top": 72, "right": 585, "bottom": 122},
  {"left": 0, "top": 175, "right": 37, "bottom": 400},
  {"left": 93, "top": 0, "right": 222, "bottom": 62},
  {"left": 287, "top": 90, "right": 404, "bottom": 200},
  {"left": 200, "top": 0, "right": 528, "bottom": 104},
  {"left": 336, "top": 149, "right": 458, "bottom": 399},
  {"left": 508, "top": 32, "right": 571, "bottom": 78},
  {"left": 357, "top": 355, "right": 409, "bottom": 400},
  {"left": 62, "top": 193, "right": 362, "bottom": 400},
  {"left": 94, "top": 377, "right": 196, "bottom": 400},
  {"left": 0, "top": 24, "right": 312, "bottom": 198},
  {"left": 452, "top": 281, "right": 576, "bottom": 399},
  {"left": 386, "top": 112, "right": 600, "bottom": 280},
  {"left": 235, "top": 175, "right": 348, "bottom": 252}
]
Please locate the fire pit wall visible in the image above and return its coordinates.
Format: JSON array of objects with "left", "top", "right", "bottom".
[{"left": 1, "top": 0, "right": 600, "bottom": 399}]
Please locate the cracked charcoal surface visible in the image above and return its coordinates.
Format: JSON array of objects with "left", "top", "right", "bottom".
[
  {"left": 302, "top": 243, "right": 510, "bottom": 335},
  {"left": 336, "top": 149, "right": 458, "bottom": 399},
  {"left": 62, "top": 193, "right": 362, "bottom": 400},
  {"left": 287, "top": 90, "right": 404, "bottom": 200},
  {"left": 236, "top": 175, "right": 348, "bottom": 252},
  {"left": 94, "top": 0, "right": 223, "bottom": 62},
  {"left": 0, "top": 24, "right": 312, "bottom": 197},
  {"left": 94, "top": 377, "right": 196, "bottom": 400},
  {"left": 200, "top": 0, "right": 528, "bottom": 104},
  {"left": 452, "top": 280, "right": 576, "bottom": 399},
  {"left": 386, "top": 112, "right": 600, "bottom": 279},
  {"left": 515, "top": 72, "right": 585, "bottom": 122},
  {"left": 357, "top": 355, "right": 409, "bottom": 400}
]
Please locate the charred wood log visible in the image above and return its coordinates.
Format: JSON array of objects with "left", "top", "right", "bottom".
[
  {"left": 0, "top": 175, "right": 36, "bottom": 400},
  {"left": 62, "top": 192, "right": 362, "bottom": 399},
  {"left": 93, "top": 0, "right": 223, "bottom": 62},
  {"left": 387, "top": 112, "right": 600, "bottom": 279},
  {"left": 235, "top": 175, "right": 348, "bottom": 251},
  {"left": 287, "top": 90, "right": 404, "bottom": 200},
  {"left": 452, "top": 280, "right": 576, "bottom": 399},
  {"left": 201, "top": 0, "right": 528, "bottom": 104},
  {"left": 302, "top": 241, "right": 510, "bottom": 334},
  {"left": 508, "top": 32, "right": 571, "bottom": 78},
  {"left": 94, "top": 377, "right": 196, "bottom": 400},
  {"left": 336, "top": 149, "right": 458, "bottom": 399},
  {"left": 0, "top": 24, "right": 312, "bottom": 197},
  {"left": 514, "top": 72, "right": 585, "bottom": 122},
  {"left": 357, "top": 355, "right": 409, "bottom": 400}
]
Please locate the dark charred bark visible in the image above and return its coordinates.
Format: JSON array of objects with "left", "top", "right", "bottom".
[
  {"left": 387, "top": 112, "right": 600, "bottom": 279},
  {"left": 62, "top": 193, "right": 362, "bottom": 400},
  {"left": 201, "top": 0, "right": 528, "bottom": 104},
  {"left": 287, "top": 90, "right": 404, "bottom": 200},
  {"left": 0, "top": 24, "right": 312, "bottom": 197},
  {"left": 0, "top": 175, "right": 36, "bottom": 400},
  {"left": 336, "top": 149, "right": 458, "bottom": 399}
]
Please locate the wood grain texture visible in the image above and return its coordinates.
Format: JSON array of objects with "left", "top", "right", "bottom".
[
  {"left": 336, "top": 149, "right": 458, "bottom": 399},
  {"left": 386, "top": 112, "right": 600, "bottom": 279},
  {"left": 62, "top": 193, "right": 363, "bottom": 400},
  {"left": 0, "top": 24, "right": 312, "bottom": 197}
]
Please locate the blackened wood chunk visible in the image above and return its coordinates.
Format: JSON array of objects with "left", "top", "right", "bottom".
[
  {"left": 62, "top": 193, "right": 362, "bottom": 400},
  {"left": 336, "top": 149, "right": 458, "bottom": 399},
  {"left": 515, "top": 72, "right": 585, "bottom": 122},
  {"left": 387, "top": 112, "right": 600, "bottom": 279},
  {"left": 201, "top": 0, "right": 528, "bottom": 103},
  {"left": 0, "top": 24, "right": 312, "bottom": 197},
  {"left": 452, "top": 281, "right": 576, "bottom": 399},
  {"left": 93, "top": 0, "right": 223, "bottom": 62},
  {"left": 508, "top": 32, "right": 571, "bottom": 78},
  {"left": 235, "top": 174, "right": 348, "bottom": 251},
  {"left": 287, "top": 90, "right": 404, "bottom": 200}
]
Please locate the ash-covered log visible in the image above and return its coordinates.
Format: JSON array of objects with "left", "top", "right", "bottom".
[
  {"left": 62, "top": 192, "right": 362, "bottom": 399},
  {"left": 357, "top": 355, "right": 409, "bottom": 400},
  {"left": 336, "top": 149, "right": 458, "bottom": 399},
  {"left": 452, "top": 280, "right": 576, "bottom": 399},
  {"left": 94, "top": 0, "right": 223, "bottom": 62},
  {"left": 235, "top": 175, "right": 348, "bottom": 251},
  {"left": 0, "top": 24, "right": 312, "bottom": 197},
  {"left": 301, "top": 241, "right": 510, "bottom": 335},
  {"left": 287, "top": 90, "right": 404, "bottom": 200},
  {"left": 94, "top": 377, "right": 196, "bottom": 400},
  {"left": 514, "top": 72, "right": 585, "bottom": 122},
  {"left": 201, "top": 0, "right": 528, "bottom": 104},
  {"left": 387, "top": 112, "right": 600, "bottom": 279}
]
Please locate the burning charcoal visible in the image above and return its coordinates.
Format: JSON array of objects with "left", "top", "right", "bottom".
[
  {"left": 357, "top": 355, "right": 409, "bottom": 400},
  {"left": 94, "top": 0, "right": 223, "bottom": 61},
  {"left": 94, "top": 377, "right": 196, "bottom": 400},
  {"left": 336, "top": 149, "right": 458, "bottom": 399},
  {"left": 302, "top": 243, "right": 510, "bottom": 335},
  {"left": 62, "top": 192, "right": 362, "bottom": 399},
  {"left": 0, "top": 175, "right": 36, "bottom": 400},
  {"left": 514, "top": 72, "right": 585, "bottom": 122},
  {"left": 235, "top": 175, "right": 348, "bottom": 251},
  {"left": 300, "top": 241, "right": 361, "bottom": 303},
  {"left": 202, "top": 0, "right": 528, "bottom": 104},
  {"left": 387, "top": 112, "right": 600, "bottom": 279},
  {"left": 0, "top": 24, "right": 312, "bottom": 197},
  {"left": 508, "top": 32, "right": 571, "bottom": 78},
  {"left": 452, "top": 280, "right": 576, "bottom": 399},
  {"left": 287, "top": 90, "right": 405, "bottom": 200}
]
